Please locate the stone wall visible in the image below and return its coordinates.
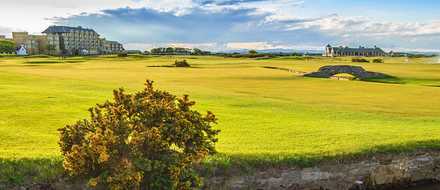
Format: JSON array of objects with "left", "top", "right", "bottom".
[{"left": 204, "top": 152, "right": 440, "bottom": 190}]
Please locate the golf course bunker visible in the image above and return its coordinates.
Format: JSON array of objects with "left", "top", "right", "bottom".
[{"left": 304, "top": 65, "right": 391, "bottom": 80}]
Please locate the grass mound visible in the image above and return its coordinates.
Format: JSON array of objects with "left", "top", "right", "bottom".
[
  {"left": 362, "top": 75, "right": 403, "bottom": 84},
  {"left": 25, "top": 60, "right": 63, "bottom": 64}
]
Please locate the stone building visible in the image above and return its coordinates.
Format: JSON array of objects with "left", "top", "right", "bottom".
[
  {"left": 11, "top": 32, "right": 48, "bottom": 55},
  {"left": 5, "top": 25, "right": 123, "bottom": 56},
  {"left": 323, "top": 44, "right": 387, "bottom": 57},
  {"left": 42, "top": 26, "right": 124, "bottom": 55},
  {"left": 43, "top": 26, "right": 101, "bottom": 55},
  {"left": 99, "top": 38, "right": 124, "bottom": 54}
]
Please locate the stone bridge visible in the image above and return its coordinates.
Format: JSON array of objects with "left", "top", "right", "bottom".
[{"left": 303, "top": 65, "right": 390, "bottom": 80}]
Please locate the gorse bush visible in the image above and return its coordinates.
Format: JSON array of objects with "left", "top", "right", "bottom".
[
  {"left": 175, "top": 60, "right": 191, "bottom": 67},
  {"left": 117, "top": 52, "right": 128, "bottom": 57},
  {"left": 372, "top": 58, "right": 384, "bottom": 63},
  {"left": 352, "top": 58, "right": 370, "bottom": 63},
  {"left": 59, "top": 80, "right": 219, "bottom": 190}
]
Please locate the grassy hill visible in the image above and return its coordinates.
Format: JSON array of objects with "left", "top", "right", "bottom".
[{"left": 0, "top": 55, "right": 440, "bottom": 184}]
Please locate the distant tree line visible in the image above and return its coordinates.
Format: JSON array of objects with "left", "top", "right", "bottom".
[
  {"left": 146, "top": 47, "right": 325, "bottom": 58},
  {"left": 406, "top": 54, "right": 437, "bottom": 58},
  {"left": 389, "top": 51, "right": 437, "bottom": 58},
  {"left": 216, "top": 50, "right": 311, "bottom": 58},
  {"left": 148, "top": 47, "right": 211, "bottom": 55}
]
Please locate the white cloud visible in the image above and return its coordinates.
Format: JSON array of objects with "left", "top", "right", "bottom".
[
  {"left": 5, "top": 0, "right": 438, "bottom": 39},
  {"left": 202, "top": 0, "right": 304, "bottom": 21},
  {"left": 0, "top": 26, "right": 14, "bottom": 36},
  {"left": 0, "top": 0, "right": 197, "bottom": 35},
  {"left": 225, "top": 41, "right": 323, "bottom": 50},
  {"left": 284, "top": 14, "right": 440, "bottom": 38},
  {"left": 226, "top": 42, "right": 285, "bottom": 50},
  {"left": 1, "top": 0, "right": 440, "bottom": 51},
  {"left": 168, "top": 42, "right": 220, "bottom": 50}
]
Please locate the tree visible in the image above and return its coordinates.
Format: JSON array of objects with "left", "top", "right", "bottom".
[
  {"left": 0, "top": 40, "right": 16, "bottom": 54},
  {"left": 248, "top": 50, "right": 257, "bottom": 55},
  {"left": 59, "top": 80, "right": 219, "bottom": 190},
  {"left": 192, "top": 48, "right": 203, "bottom": 55},
  {"left": 166, "top": 47, "right": 175, "bottom": 54},
  {"left": 150, "top": 48, "right": 162, "bottom": 54}
]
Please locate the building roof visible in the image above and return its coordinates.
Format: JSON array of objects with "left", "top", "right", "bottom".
[
  {"left": 329, "top": 45, "right": 385, "bottom": 53},
  {"left": 105, "top": 40, "right": 121, "bottom": 44},
  {"left": 42, "top": 26, "right": 97, "bottom": 34}
]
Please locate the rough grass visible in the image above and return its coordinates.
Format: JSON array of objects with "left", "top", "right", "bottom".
[
  {"left": 0, "top": 158, "right": 63, "bottom": 187},
  {"left": 0, "top": 55, "right": 440, "bottom": 186}
]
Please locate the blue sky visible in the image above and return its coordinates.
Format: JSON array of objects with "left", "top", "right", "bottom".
[
  {"left": 297, "top": 0, "right": 440, "bottom": 22},
  {"left": 1, "top": 0, "right": 440, "bottom": 51}
]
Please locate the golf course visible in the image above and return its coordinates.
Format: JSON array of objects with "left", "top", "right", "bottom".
[{"left": 1, "top": 55, "right": 440, "bottom": 185}]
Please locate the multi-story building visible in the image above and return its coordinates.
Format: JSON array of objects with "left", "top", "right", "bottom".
[
  {"left": 6, "top": 26, "right": 124, "bottom": 56},
  {"left": 11, "top": 32, "right": 48, "bottom": 55},
  {"left": 323, "top": 44, "right": 387, "bottom": 57},
  {"left": 43, "top": 26, "right": 102, "bottom": 55},
  {"left": 106, "top": 41, "right": 124, "bottom": 53},
  {"left": 99, "top": 38, "right": 124, "bottom": 54}
]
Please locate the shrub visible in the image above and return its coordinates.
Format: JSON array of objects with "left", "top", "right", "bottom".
[
  {"left": 0, "top": 40, "right": 15, "bottom": 54},
  {"left": 117, "top": 52, "right": 128, "bottom": 57},
  {"left": 352, "top": 58, "right": 370, "bottom": 63},
  {"left": 372, "top": 58, "right": 384, "bottom": 63},
  {"left": 59, "top": 80, "right": 219, "bottom": 190},
  {"left": 248, "top": 50, "right": 257, "bottom": 55},
  {"left": 175, "top": 60, "right": 191, "bottom": 67}
]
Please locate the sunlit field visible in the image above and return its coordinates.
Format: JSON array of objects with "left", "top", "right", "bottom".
[{"left": 1, "top": 55, "right": 440, "bottom": 168}]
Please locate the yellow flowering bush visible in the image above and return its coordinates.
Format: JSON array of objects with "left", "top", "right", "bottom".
[{"left": 59, "top": 80, "right": 219, "bottom": 190}]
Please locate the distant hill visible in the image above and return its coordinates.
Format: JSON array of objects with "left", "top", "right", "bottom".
[
  {"left": 216, "top": 48, "right": 439, "bottom": 56},
  {"left": 398, "top": 51, "right": 439, "bottom": 56},
  {"left": 216, "top": 48, "right": 324, "bottom": 55}
]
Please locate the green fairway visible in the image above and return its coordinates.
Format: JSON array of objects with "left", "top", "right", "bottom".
[{"left": 1, "top": 55, "right": 440, "bottom": 166}]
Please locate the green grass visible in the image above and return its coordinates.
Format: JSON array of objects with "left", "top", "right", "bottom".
[{"left": 0, "top": 55, "right": 440, "bottom": 185}]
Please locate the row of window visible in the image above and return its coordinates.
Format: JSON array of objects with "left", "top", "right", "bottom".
[
  {"left": 64, "top": 37, "right": 98, "bottom": 40},
  {"left": 65, "top": 42, "right": 99, "bottom": 45},
  {"left": 62, "top": 32, "right": 97, "bottom": 37}
]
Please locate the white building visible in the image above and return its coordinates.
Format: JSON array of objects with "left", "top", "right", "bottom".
[{"left": 16, "top": 45, "right": 28, "bottom": 56}]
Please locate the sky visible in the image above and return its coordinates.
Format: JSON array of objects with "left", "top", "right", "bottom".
[{"left": 1, "top": 0, "right": 440, "bottom": 52}]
